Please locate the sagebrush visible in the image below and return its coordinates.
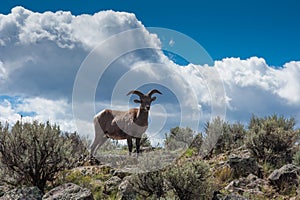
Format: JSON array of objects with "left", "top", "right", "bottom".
[{"left": 0, "top": 121, "right": 87, "bottom": 192}]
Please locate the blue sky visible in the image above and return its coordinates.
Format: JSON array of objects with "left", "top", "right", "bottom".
[
  {"left": 0, "top": 1, "right": 300, "bottom": 143},
  {"left": 1, "top": 0, "right": 299, "bottom": 66}
]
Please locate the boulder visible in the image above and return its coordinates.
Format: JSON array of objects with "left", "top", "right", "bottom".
[
  {"left": 104, "top": 176, "right": 122, "bottom": 195},
  {"left": 228, "top": 156, "right": 262, "bottom": 178},
  {"left": 42, "top": 183, "right": 93, "bottom": 200},
  {"left": 212, "top": 191, "right": 248, "bottom": 200},
  {"left": 0, "top": 186, "right": 42, "bottom": 200},
  {"left": 224, "top": 174, "right": 271, "bottom": 197},
  {"left": 268, "top": 164, "right": 300, "bottom": 193},
  {"left": 223, "top": 194, "right": 248, "bottom": 200},
  {"left": 118, "top": 176, "right": 136, "bottom": 200},
  {"left": 0, "top": 186, "right": 10, "bottom": 197},
  {"left": 112, "top": 168, "right": 132, "bottom": 179}
]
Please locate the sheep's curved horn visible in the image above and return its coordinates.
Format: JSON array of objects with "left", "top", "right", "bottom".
[
  {"left": 127, "top": 90, "right": 144, "bottom": 98},
  {"left": 147, "top": 89, "right": 162, "bottom": 97}
]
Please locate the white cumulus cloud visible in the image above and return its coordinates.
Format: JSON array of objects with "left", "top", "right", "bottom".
[
  {"left": 211, "top": 57, "right": 300, "bottom": 124},
  {"left": 0, "top": 96, "right": 75, "bottom": 131},
  {"left": 0, "top": 6, "right": 160, "bottom": 99}
]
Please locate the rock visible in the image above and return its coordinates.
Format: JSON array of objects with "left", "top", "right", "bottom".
[
  {"left": 268, "top": 164, "right": 300, "bottom": 193},
  {"left": 223, "top": 194, "right": 248, "bottom": 200},
  {"left": 0, "top": 186, "right": 42, "bottom": 200},
  {"left": 224, "top": 174, "right": 271, "bottom": 197},
  {"left": 212, "top": 191, "right": 248, "bottom": 200},
  {"left": 71, "top": 165, "right": 112, "bottom": 177},
  {"left": 118, "top": 176, "right": 136, "bottom": 200},
  {"left": 42, "top": 183, "right": 93, "bottom": 200},
  {"left": 104, "top": 176, "right": 122, "bottom": 195},
  {"left": 112, "top": 169, "right": 132, "bottom": 179},
  {"left": 228, "top": 156, "right": 262, "bottom": 178},
  {"left": 0, "top": 186, "right": 10, "bottom": 197}
]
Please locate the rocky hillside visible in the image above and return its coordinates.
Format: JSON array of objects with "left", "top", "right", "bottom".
[
  {"left": 1, "top": 146, "right": 300, "bottom": 200},
  {"left": 0, "top": 115, "right": 300, "bottom": 199}
]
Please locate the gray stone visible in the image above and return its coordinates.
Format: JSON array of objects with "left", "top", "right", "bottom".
[
  {"left": 118, "top": 176, "right": 136, "bottom": 200},
  {"left": 112, "top": 169, "right": 132, "bottom": 179},
  {"left": 0, "top": 186, "right": 10, "bottom": 197},
  {"left": 42, "top": 183, "right": 93, "bottom": 200},
  {"left": 268, "top": 164, "right": 300, "bottom": 193},
  {"left": 224, "top": 174, "right": 270, "bottom": 197},
  {"left": 0, "top": 186, "right": 42, "bottom": 200},
  {"left": 228, "top": 156, "right": 262, "bottom": 178},
  {"left": 224, "top": 194, "right": 248, "bottom": 200},
  {"left": 213, "top": 191, "right": 248, "bottom": 200},
  {"left": 104, "top": 176, "right": 122, "bottom": 195}
]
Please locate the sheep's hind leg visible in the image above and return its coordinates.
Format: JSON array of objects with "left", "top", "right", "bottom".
[{"left": 91, "top": 118, "right": 107, "bottom": 157}]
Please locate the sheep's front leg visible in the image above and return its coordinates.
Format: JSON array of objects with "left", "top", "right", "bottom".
[
  {"left": 127, "top": 137, "right": 133, "bottom": 156},
  {"left": 136, "top": 138, "right": 141, "bottom": 155}
]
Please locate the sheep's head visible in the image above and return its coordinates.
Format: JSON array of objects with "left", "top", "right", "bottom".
[{"left": 127, "top": 89, "right": 162, "bottom": 111}]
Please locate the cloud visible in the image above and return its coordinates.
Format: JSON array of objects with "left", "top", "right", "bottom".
[
  {"left": 0, "top": 6, "right": 160, "bottom": 99},
  {"left": 0, "top": 6, "right": 163, "bottom": 139},
  {"left": 212, "top": 57, "right": 300, "bottom": 124},
  {"left": 0, "top": 98, "right": 21, "bottom": 123},
  {"left": 275, "top": 61, "right": 300, "bottom": 104},
  {"left": 126, "top": 56, "right": 300, "bottom": 129},
  {"left": 0, "top": 96, "right": 76, "bottom": 131},
  {"left": 0, "top": 60, "right": 6, "bottom": 79},
  {"left": 1, "top": 7, "right": 152, "bottom": 49},
  {"left": 0, "top": 6, "right": 300, "bottom": 143},
  {"left": 215, "top": 57, "right": 300, "bottom": 105}
]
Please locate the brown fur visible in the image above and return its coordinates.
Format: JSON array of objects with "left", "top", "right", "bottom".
[{"left": 90, "top": 89, "right": 162, "bottom": 156}]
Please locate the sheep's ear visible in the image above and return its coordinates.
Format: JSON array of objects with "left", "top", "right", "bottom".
[
  {"left": 151, "top": 96, "right": 157, "bottom": 102},
  {"left": 134, "top": 99, "right": 141, "bottom": 104}
]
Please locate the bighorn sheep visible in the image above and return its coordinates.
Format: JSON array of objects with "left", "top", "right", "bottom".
[{"left": 91, "top": 89, "right": 162, "bottom": 156}]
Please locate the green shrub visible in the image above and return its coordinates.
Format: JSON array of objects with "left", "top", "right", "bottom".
[
  {"left": 202, "top": 117, "right": 246, "bottom": 156},
  {"left": 164, "top": 127, "right": 195, "bottom": 151},
  {"left": 140, "top": 133, "right": 152, "bottom": 148},
  {"left": 183, "top": 148, "right": 195, "bottom": 158},
  {"left": 58, "top": 171, "right": 93, "bottom": 188},
  {"left": 201, "top": 117, "right": 224, "bottom": 156},
  {"left": 124, "top": 171, "right": 165, "bottom": 199},
  {"left": 249, "top": 114, "right": 296, "bottom": 131},
  {"left": 292, "top": 150, "right": 300, "bottom": 166},
  {"left": 0, "top": 121, "right": 86, "bottom": 193},
  {"left": 164, "top": 160, "right": 214, "bottom": 200},
  {"left": 214, "top": 122, "right": 246, "bottom": 154},
  {"left": 214, "top": 165, "right": 233, "bottom": 184},
  {"left": 246, "top": 115, "right": 299, "bottom": 168},
  {"left": 55, "top": 169, "right": 105, "bottom": 199},
  {"left": 190, "top": 133, "right": 203, "bottom": 155}
]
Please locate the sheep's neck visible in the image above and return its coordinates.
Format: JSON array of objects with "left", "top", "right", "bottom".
[{"left": 135, "top": 108, "right": 149, "bottom": 127}]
